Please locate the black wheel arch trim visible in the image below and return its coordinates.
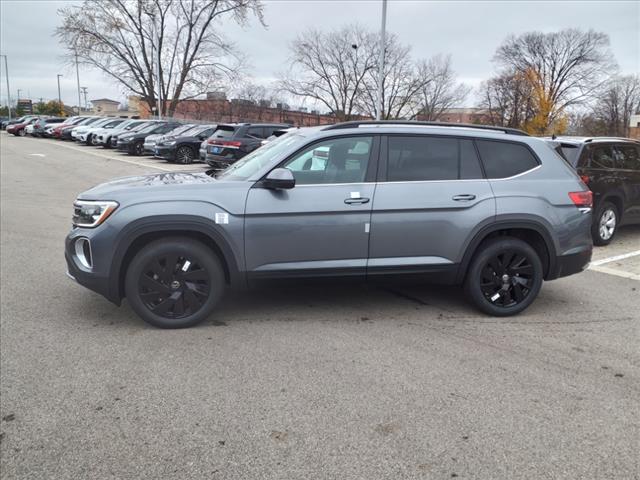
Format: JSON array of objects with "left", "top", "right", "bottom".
[
  {"left": 108, "top": 215, "right": 243, "bottom": 304},
  {"left": 455, "top": 219, "right": 558, "bottom": 284}
]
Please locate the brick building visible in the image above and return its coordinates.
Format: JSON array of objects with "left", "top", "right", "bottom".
[{"left": 629, "top": 114, "right": 640, "bottom": 140}]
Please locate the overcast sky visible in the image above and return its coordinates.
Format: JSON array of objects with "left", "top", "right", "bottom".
[{"left": 0, "top": 0, "right": 638, "bottom": 108}]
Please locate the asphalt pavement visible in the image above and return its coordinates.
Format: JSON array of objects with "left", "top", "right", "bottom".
[{"left": 1, "top": 133, "right": 639, "bottom": 479}]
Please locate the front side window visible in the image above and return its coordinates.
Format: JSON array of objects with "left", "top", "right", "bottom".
[
  {"left": 282, "top": 136, "right": 373, "bottom": 185},
  {"left": 387, "top": 136, "right": 483, "bottom": 181},
  {"left": 476, "top": 140, "right": 539, "bottom": 179}
]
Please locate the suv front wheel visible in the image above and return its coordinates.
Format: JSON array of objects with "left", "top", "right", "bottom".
[
  {"left": 125, "top": 237, "right": 225, "bottom": 328},
  {"left": 465, "top": 237, "right": 543, "bottom": 316}
]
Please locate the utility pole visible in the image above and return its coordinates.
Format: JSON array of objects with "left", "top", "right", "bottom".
[
  {"left": 0, "top": 54, "right": 11, "bottom": 121},
  {"left": 375, "top": 0, "right": 387, "bottom": 121},
  {"left": 57, "top": 74, "right": 63, "bottom": 107},
  {"left": 75, "top": 50, "right": 82, "bottom": 115},
  {"left": 81, "top": 87, "right": 88, "bottom": 111},
  {"left": 153, "top": 15, "right": 162, "bottom": 120},
  {"left": 17, "top": 89, "right": 21, "bottom": 100}
]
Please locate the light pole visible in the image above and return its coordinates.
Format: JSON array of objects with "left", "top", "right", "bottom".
[
  {"left": 56, "top": 74, "right": 63, "bottom": 108},
  {"left": 375, "top": 0, "right": 388, "bottom": 121},
  {"left": 75, "top": 50, "right": 82, "bottom": 115},
  {"left": 81, "top": 87, "right": 88, "bottom": 111},
  {"left": 0, "top": 55, "right": 11, "bottom": 121},
  {"left": 17, "top": 88, "right": 21, "bottom": 100}
]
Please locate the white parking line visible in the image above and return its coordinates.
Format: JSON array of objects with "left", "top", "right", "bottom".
[
  {"left": 590, "top": 250, "right": 640, "bottom": 266},
  {"left": 38, "top": 138, "right": 174, "bottom": 172},
  {"left": 589, "top": 265, "right": 640, "bottom": 281}
]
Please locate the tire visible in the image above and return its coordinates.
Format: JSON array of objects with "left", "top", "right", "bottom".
[
  {"left": 85, "top": 134, "right": 92, "bottom": 145},
  {"left": 130, "top": 141, "right": 144, "bottom": 156},
  {"left": 103, "top": 138, "right": 112, "bottom": 149},
  {"left": 175, "top": 146, "right": 195, "bottom": 164},
  {"left": 465, "top": 237, "right": 543, "bottom": 317},
  {"left": 592, "top": 201, "right": 618, "bottom": 246},
  {"left": 125, "top": 237, "right": 225, "bottom": 328},
  {"left": 18, "top": 129, "right": 25, "bottom": 136}
]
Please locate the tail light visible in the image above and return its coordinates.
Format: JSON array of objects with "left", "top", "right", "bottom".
[
  {"left": 568, "top": 191, "right": 593, "bottom": 208},
  {"left": 208, "top": 139, "right": 242, "bottom": 148}
]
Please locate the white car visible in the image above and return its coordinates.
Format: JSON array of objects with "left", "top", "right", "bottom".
[
  {"left": 25, "top": 123, "right": 37, "bottom": 136},
  {"left": 80, "top": 118, "right": 126, "bottom": 145},
  {"left": 73, "top": 117, "right": 115, "bottom": 143}
]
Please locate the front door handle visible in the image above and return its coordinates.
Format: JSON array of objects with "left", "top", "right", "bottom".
[
  {"left": 344, "top": 197, "right": 370, "bottom": 205},
  {"left": 452, "top": 194, "right": 476, "bottom": 201}
]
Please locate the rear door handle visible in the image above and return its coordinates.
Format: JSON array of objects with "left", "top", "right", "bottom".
[
  {"left": 344, "top": 197, "right": 370, "bottom": 205},
  {"left": 452, "top": 194, "right": 476, "bottom": 201}
]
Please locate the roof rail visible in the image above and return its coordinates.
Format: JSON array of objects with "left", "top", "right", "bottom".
[{"left": 323, "top": 120, "right": 529, "bottom": 136}]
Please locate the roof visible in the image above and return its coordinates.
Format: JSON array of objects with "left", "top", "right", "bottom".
[
  {"left": 90, "top": 98, "right": 120, "bottom": 104},
  {"left": 544, "top": 136, "right": 640, "bottom": 145}
]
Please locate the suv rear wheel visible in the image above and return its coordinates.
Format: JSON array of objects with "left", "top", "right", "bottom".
[
  {"left": 592, "top": 201, "right": 618, "bottom": 246},
  {"left": 125, "top": 237, "right": 225, "bottom": 328},
  {"left": 176, "top": 146, "right": 195, "bottom": 164},
  {"left": 465, "top": 237, "right": 543, "bottom": 316}
]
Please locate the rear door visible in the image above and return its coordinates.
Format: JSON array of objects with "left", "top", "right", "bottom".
[
  {"left": 613, "top": 143, "right": 640, "bottom": 222},
  {"left": 368, "top": 135, "right": 494, "bottom": 275},
  {"left": 244, "top": 135, "right": 378, "bottom": 278}
]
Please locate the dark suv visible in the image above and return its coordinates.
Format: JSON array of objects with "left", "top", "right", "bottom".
[
  {"left": 66, "top": 121, "right": 593, "bottom": 328},
  {"left": 205, "top": 123, "right": 291, "bottom": 169},
  {"left": 116, "top": 121, "right": 182, "bottom": 156},
  {"left": 550, "top": 137, "right": 640, "bottom": 245},
  {"left": 154, "top": 124, "right": 217, "bottom": 164}
]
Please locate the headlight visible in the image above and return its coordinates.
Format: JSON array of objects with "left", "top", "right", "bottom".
[
  {"left": 164, "top": 140, "right": 177, "bottom": 146},
  {"left": 72, "top": 200, "right": 119, "bottom": 228}
]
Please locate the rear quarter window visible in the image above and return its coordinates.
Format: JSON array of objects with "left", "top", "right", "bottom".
[
  {"left": 615, "top": 145, "right": 640, "bottom": 170},
  {"left": 475, "top": 140, "right": 539, "bottom": 179}
]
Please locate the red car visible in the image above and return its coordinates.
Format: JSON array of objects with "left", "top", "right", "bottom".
[
  {"left": 52, "top": 116, "right": 87, "bottom": 138},
  {"left": 7, "top": 117, "right": 39, "bottom": 136}
]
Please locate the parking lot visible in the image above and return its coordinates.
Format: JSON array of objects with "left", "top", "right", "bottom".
[{"left": 1, "top": 132, "right": 639, "bottom": 479}]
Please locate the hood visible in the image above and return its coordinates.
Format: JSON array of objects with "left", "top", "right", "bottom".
[{"left": 78, "top": 171, "right": 217, "bottom": 200}]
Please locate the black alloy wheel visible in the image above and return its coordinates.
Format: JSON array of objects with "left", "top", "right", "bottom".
[
  {"left": 466, "top": 237, "right": 543, "bottom": 316},
  {"left": 138, "top": 254, "right": 210, "bottom": 319},
  {"left": 133, "top": 141, "right": 144, "bottom": 156},
  {"left": 125, "top": 237, "right": 225, "bottom": 328},
  {"left": 176, "top": 146, "right": 194, "bottom": 164}
]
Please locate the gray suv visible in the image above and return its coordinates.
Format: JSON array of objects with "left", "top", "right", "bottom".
[{"left": 66, "top": 121, "right": 593, "bottom": 328}]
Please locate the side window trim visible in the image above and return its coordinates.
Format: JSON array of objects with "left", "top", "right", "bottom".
[{"left": 267, "top": 134, "right": 381, "bottom": 185}]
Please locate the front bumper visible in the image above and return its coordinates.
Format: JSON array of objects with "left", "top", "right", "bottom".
[{"left": 154, "top": 145, "right": 177, "bottom": 160}]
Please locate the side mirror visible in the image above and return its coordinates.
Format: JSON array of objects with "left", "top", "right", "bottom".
[{"left": 263, "top": 168, "right": 295, "bottom": 190}]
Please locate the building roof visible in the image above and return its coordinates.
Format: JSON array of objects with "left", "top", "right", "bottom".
[{"left": 90, "top": 98, "right": 120, "bottom": 104}]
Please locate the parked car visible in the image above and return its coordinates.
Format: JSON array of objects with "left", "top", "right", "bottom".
[
  {"left": 116, "top": 121, "right": 181, "bottom": 155},
  {"left": 61, "top": 117, "right": 101, "bottom": 140},
  {"left": 75, "top": 117, "right": 126, "bottom": 145},
  {"left": 95, "top": 119, "right": 146, "bottom": 147},
  {"left": 205, "top": 123, "right": 291, "bottom": 169},
  {"left": 7, "top": 117, "right": 40, "bottom": 136},
  {"left": 2, "top": 115, "right": 38, "bottom": 130},
  {"left": 66, "top": 120, "right": 593, "bottom": 328},
  {"left": 548, "top": 136, "right": 640, "bottom": 245},
  {"left": 32, "top": 117, "right": 65, "bottom": 137},
  {"left": 70, "top": 117, "right": 105, "bottom": 141},
  {"left": 85, "top": 118, "right": 127, "bottom": 145},
  {"left": 51, "top": 116, "right": 88, "bottom": 138},
  {"left": 154, "top": 124, "right": 217, "bottom": 163},
  {"left": 143, "top": 124, "right": 194, "bottom": 154}
]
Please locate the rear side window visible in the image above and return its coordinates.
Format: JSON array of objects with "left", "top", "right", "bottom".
[
  {"left": 590, "top": 146, "right": 615, "bottom": 169},
  {"left": 247, "top": 127, "right": 266, "bottom": 139},
  {"left": 614, "top": 145, "right": 640, "bottom": 170},
  {"left": 212, "top": 126, "right": 237, "bottom": 139},
  {"left": 387, "top": 136, "right": 483, "bottom": 181},
  {"left": 560, "top": 144, "right": 580, "bottom": 167},
  {"left": 476, "top": 140, "right": 539, "bottom": 179}
]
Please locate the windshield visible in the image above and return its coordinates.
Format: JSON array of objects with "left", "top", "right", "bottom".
[
  {"left": 216, "top": 133, "right": 306, "bottom": 181},
  {"left": 166, "top": 124, "right": 194, "bottom": 136},
  {"left": 138, "top": 122, "right": 162, "bottom": 133}
]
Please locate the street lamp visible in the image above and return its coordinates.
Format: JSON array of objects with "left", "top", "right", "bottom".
[
  {"left": 17, "top": 88, "right": 21, "bottom": 100},
  {"left": 0, "top": 54, "right": 11, "bottom": 121},
  {"left": 375, "top": 0, "right": 388, "bottom": 121},
  {"left": 57, "top": 74, "right": 63, "bottom": 107}
]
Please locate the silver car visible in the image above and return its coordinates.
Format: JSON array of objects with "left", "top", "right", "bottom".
[{"left": 66, "top": 121, "right": 593, "bottom": 328}]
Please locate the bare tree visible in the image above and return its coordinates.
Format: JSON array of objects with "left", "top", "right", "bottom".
[
  {"left": 56, "top": 0, "right": 263, "bottom": 117},
  {"left": 591, "top": 75, "right": 640, "bottom": 137},
  {"left": 279, "top": 25, "right": 378, "bottom": 121},
  {"left": 357, "top": 34, "right": 429, "bottom": 120},
  {"left": 414, "top": 54, "right": 470, "bottom": 121},
  {"left": 478, "top": 69, "right": 535, "bottom": 128},
  {"left": 493, "top": 29, "right": 615, "bottom": 132}
]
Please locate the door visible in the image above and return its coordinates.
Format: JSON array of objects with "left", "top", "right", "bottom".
[
  {"left": 613, "top": 143, "right": 640, "bottom": 222},
  {"left": 368, "top": 135, "right": 495, "bottom": 274},
  {"left": 244, "top": 135, "right": 378, "bottom": 278}
]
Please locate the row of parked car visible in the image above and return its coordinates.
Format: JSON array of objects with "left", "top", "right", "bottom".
[{"left": 3, "top": 114, "right": 292, "bottom": 167}]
